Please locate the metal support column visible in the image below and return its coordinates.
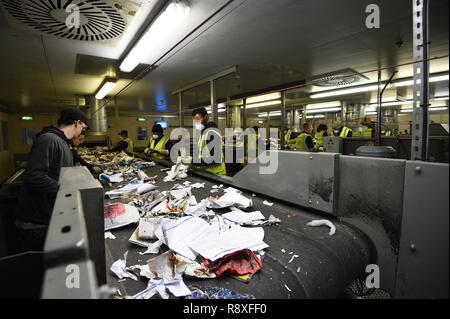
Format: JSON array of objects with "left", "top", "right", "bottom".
[
  {"left": 210, "top": 80, "right": 218, "bottom": 124},
  {"left": 242, "top": 98, "right": 247, "bottom": 130},
  {"left": 266, "top": 111, "right": 270, "bottom": 140},
  {"left": 280, "top": 91, "right": 286, "bottom": 150},
  {"left": 179, "top": 92, "right": 184, "bottom": 128},
  {"left": 411, "top": 0, "right": 430, "bottom": 161}
]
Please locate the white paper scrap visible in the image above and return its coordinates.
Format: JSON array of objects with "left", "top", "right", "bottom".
[
  {"left": 188, "top": 226, "right": 268, "bottom": 261},
  {"left": 110, "top": 251, "right": 138, "bottom": 281},
  {"left": 104, "top": 231, "right": 116, "bottom": 239},
  {"left": 162, "top": 216, "right": 214, "bottom": 260},
  {"left": 222, "top": 210, "right": 265, "bottom": 225},
  {"left": 263, "top": 200, "right": 274, "bottom": 206},
  {"left": 307, "top": 219, "right": 336, "bottom": 235}
]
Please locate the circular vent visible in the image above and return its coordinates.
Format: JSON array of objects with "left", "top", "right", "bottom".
[
  {"left": 313, "top": 74, "right": 361, "bottom": 87},
  {"left": 2, "top": 0, "right": 126, "bottom": 41}
]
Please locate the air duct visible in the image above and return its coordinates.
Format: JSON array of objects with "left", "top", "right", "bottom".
[{"left": 85, "top": 95, "right": 108, "bottom": 134}]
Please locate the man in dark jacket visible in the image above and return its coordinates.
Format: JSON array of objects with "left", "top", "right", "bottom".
[{"left": 15, "top": 107, "right": 88, "bottom": 252}]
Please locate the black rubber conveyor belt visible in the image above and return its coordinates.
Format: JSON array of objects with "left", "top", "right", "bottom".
[{"left": 104, "top": 162, "right": 373, "bottom": 299}]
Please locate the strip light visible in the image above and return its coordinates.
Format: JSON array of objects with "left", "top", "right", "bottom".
[
  {"left": 306, "top": 115, "right": 325, "bottom": 119},
  {"left": 400, "top": 106, "right": 448, "bottom": 113},
  {"left": 95, "top": 80, "right": 117, "bottom": 100},
  {"left": 246, "top": 92, "right": 281, "bottom": 104},
  {"left": 120, "top": 0, "right": 190, "bottom": 72},
  {"left": 395, "top": 74, "right": 449, "bottom": 87},
  {"left": 306, "top": 101, "right": 341, "bottom": 110},
  {"left": 258, "top": 112, "right": 281, "bottom": 117},
  {"left": 310, "top": 85, "right": 379, "bottom": 99},
  {"left": 246, "top": 100, "right": 281, "bottom": 109},
  {"left": 307, "top": 107, "right": 341, "bottom": 114}
]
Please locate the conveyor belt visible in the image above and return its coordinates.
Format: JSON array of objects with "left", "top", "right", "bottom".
[{"left": 104, "top": 162, "right": 373, "bottom": 299}]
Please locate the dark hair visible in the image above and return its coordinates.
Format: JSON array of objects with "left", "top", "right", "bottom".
[
  {"left": 57, "top": 117, "right": 76, "bottom": 126},
  {"left": 192, "top": 107, "right": 208, "bottom": 117},
  {"left": 252, "top": 126, "right": 259, "bottom": 132},
  {"left": 152, "top": 124, "right": 163, "bottom": 134},
  {"left": 303, "top": 122, "right": 312, "bottom": 130},
  {"left": 118, "top": 130, "right": 128, "bottom": 137},
  {"left": 317, "top": 124, "right": 328, "bottom": 132}
]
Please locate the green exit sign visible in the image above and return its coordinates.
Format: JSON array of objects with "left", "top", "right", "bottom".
[
  {"left": 21, "top": 116, "right": 33, "bottom": 121},
  {"left": 138, "top": 118, "right": 146, "bottom": 122}
]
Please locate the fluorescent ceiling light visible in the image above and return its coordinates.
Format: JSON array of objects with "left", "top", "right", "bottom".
[
  {"left": 306, "top": 115, "right": 325, "bottom": 119},
  {"left": 120, "top": 0, "right": 190, "bottom": 72},
  {"left": 307, "top": 107, "right": 341, "bottom": 114},
  {"left": 433, "top": 96, "right": 449, "bottom": 101},
  {"left": 306, "top": 101, "right": 341, "bottom": 110},
  {"left": 246, "top": 100, "right": 281, "bottom": 109},
  {"left": 369, "top": 100, "right": 411, "bottom": 107},
  {"left": 258, "top": 112, "right": 281, "bottom": 117},
  {"left": 365, "top": 112, "right": 378, "bottom": 115},
  {"left": 395, "top": 74, "right": 449, "bottom": 87},
  {"left": 246, "top": 92, "right": 281, "bottom": 104},
  {"left": 310, "top": 85, "right": 380, "bottom": 99},
  {"left": 95, "top": 80, "right": 117, "bottom": 99},
  {"left": 401, "top": 106, "right": 448, "bottom": 113}
]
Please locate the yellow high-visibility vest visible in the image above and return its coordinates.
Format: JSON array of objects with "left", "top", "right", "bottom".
[
  {"left": 197, "top": 130, "right": 226, "bottom": 175},
  {"left": 363, "top": 128, "right": 373, "bottom": 137},
  {"left": 150, "top": 136, "right": 168, "bottom": 159},
  {"left": 339, "top": 127, "right": 352, "bottom": 138},
  {"left": 296, "top": 132, "right": 312, "bottom": 152},
  {"left": 124, "top": 137, "right": 134, "bottom": 152},
  {"left": 315, "top": 131, "right": 325, "bottom": 147}
]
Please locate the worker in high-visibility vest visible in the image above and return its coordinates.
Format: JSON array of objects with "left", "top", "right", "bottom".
[
  {"left": 296, "top": 122, "right": 316, "bottom": 152},
  {"left": 108, "top": 130, "right": 134, "bottom": 152},
  {"left": 314, "top": 124, "right": 328, "bottom": 149},
  {"left": 333, "top": 123, "right": 353, "bottom": 138},
  {"left": 183, "top": 107, "right": 226, "bottom": 175},
  {"left": 144, "top": 123, "right": 173, "bottom": 159},
  {"left": 363, "top": 127, "right": 373, "bottom": 137}
]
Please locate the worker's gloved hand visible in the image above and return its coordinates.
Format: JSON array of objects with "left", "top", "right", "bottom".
[
  {"left": 160, "top": 149, "right": 169, "bottom": 156},
  {"left": 98, "top": 173, "right": 111, "bottom": 183},
  {"left": 93, "top": 166, "right": 102, "bottom": 174},
  {"left": 145, "top": 148, "right": 160, "bottom": 154},
  {"left": 181, "top": 156, "right": 193, "bottom": 165}
]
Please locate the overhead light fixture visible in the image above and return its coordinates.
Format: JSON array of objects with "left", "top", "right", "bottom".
[
  {"left": 369, "top": 100, "right": 412, "bottom": 107},
  {"left": 246, "top": 100, "right": 281, "bottom": 109},
  {"left": 364, "top": 111, "right": 378, "bottom": 115},
  {"left": 306, "top": 101, "right": 341, "bottom": 110},
  {"left": 258, "top": 111, "right": 281, "bottom": 117},
  {"left": 306, "top": 115, "right": 325, "bottom": 119},
  {"left": 246, "top": 92, "right": 281, "bottom": 104},
  {"left": 394, "top": 74, "right": 449, "bottom": 87},
  {"left": 310, "top": 84, "right": 380, "bottom": 99},
  {"left": 138, "top": 118, "right": 147, "bottom": 122},
  {"left": 120, "top": 0, "right": 190, "bottom": 73},
  {"left": 306, "top": 107, "right": 341, "bottom": 114},
  {"left": 433, "top": 96, "right": 449, "bottom": 101},
  {"left": 95, "top": 78, "right": 117, "bottom": 99},
  {"left": 21, "top": 116, "right": 32, "bottom": 121},
  {"left": 400, "top": 106, "right": 448, "bottom": 113}
]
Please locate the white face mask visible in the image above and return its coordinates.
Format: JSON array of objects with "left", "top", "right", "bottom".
[
  {"left": 194, "top": 122, "right": 204, "bottom": 131},
  {"left": 152, "top": 134, "right": 159, "bottom": 139}
]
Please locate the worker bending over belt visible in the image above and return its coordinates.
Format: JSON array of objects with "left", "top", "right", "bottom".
[
  {"left": 108, "top": 130, "right": 134, "bottom": 153},
  {"left": 144, "top": 123, "right": 173, "bottom": 159},
  {"left": 71, "top": 131, "right": 102, "bottom": 177},
  {"left": 333, "top": 123, "right": 353, "bottom": 138}
]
